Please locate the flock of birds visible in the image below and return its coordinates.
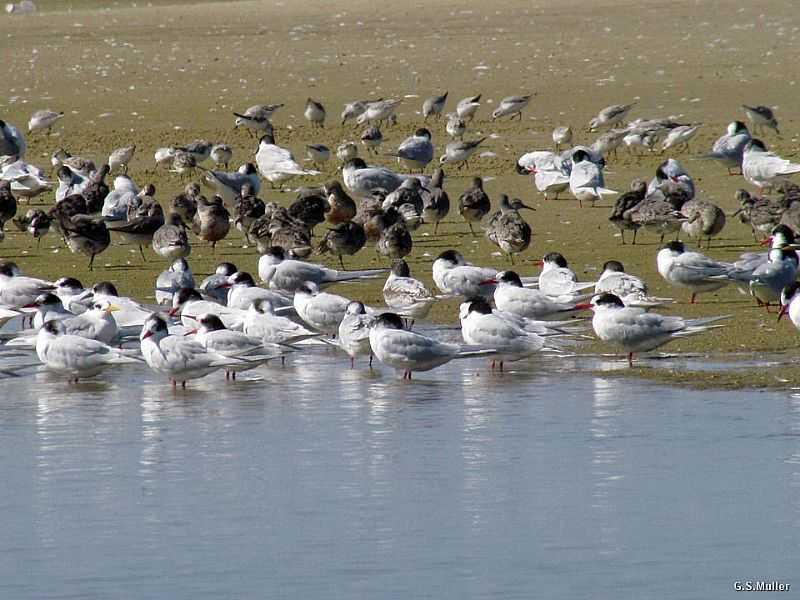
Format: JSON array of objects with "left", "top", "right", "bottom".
[{"left": 1, "top": 92, "right": 800, "bottom": 385}]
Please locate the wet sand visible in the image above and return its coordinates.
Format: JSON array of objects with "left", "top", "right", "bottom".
[{"left": 2, "top": 0, "right": 800, "bottom": 385}]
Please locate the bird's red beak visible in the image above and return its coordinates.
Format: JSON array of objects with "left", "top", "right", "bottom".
[
  {"left": 573, "top": 302, "right": 592, "bottom": 311},
  {"left": 480, "top": 278, "right": 498, "bottom": 285},
  {"left": 759, "top": 237, "right": 772, "bottom": 247},
  {"left": 533, "top": 260, "right": 544, "bottom": 267},
  {"left": 184, "top": 329, "right": 197, "bottom": 336},
  {"left": 167, "top": 307, "right": 178, "bottom": 317},
  {"left": 142, "top": 330, "right": 153, "bottom": 339}
]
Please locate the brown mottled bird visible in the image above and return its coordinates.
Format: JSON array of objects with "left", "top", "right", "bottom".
[
  {"left": 324, "top": 180, "right": 357, "bottom": 225},
  {"left": 317, "top": 221, "right": 367, "bottom": 268},
  {"left": 61, "top": 214, "right": 110, "bottom": 270},
  {"left": 458, "top": 176, "right": 490, "bottom": 236},
  {"left": 193, "top": 195, "right": 230, "bottom": 252}
]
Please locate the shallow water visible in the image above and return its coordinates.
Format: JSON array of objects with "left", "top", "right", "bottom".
[{"left": 1, "top": 347, "right": 798, "bottom": 599}]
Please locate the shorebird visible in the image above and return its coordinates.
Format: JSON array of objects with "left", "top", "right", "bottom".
[
  {"left": 304, "top": 98, "right": 326, "bottom": 128},
  {"left": 439, "top": 138, "right": 485, "bottom": 169},
  {"left": 108, "top": 145, "right": 135, "bottom": 174},
  {"left": 152, "top": 212, "right": 191, "bottom": 261},
  {"left": 484, "top": 194, "right": 534, "bottom": 264},
  {"left": 456, "top": 94, "right": 481, "bottom": 122},
  {"left": 491, "top": 94, "right": 532, "bottom": 121},
  {"left": 193, "top": 195, "right": 230, "bottom": 252},
  {"left": 422, "top": 92, "right": 448, "bottom": 121},
  {"left": 421, "top": 168, "right": 449, "bottom": 234},
  {"left": 588, "top": 102, "right": 636, "bottom": 131},
  {"left": 28, "top": 109, "right": 64, "bottom": 134},
  {"left": 458, "top": 176, "right": 491, "bottom": 235},
  {"left": 742, "top": 105, "right": 779, "bottom": 136},
  {"left": 552, "top": 126, "right": 572, "bottom": 152},
  {"left": 107, "top": 202, "right": 165, "bottom": 261}
]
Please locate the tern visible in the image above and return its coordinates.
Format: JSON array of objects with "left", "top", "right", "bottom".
[
  {"left": 460, "top": 298, "right": 546, "bottom": 371},
  {"left": 258, "top": 245, "right": 386, "bottom": 292},
  {"left": 193, "top": 314, "right": 285, "bottom": 379},
  {"left": 382, "top": 259, "right": 436, "bottom": 327},
  {"left": 243, "top": 298, "right": 319, "bottom": 345},
  {"left": 569, "top": 149, "right": 617, "bottom": 207},
  {"left": 225, "top": 271, "right": 293, "bottom": 312},
  {"left": 369, "top": 312, "right": 496, "bottom": 379},
  {"left": 697, "top": 121, "right": 750, "bottom": 175},
  {"left": 432, "top": 249, "right": 497, "bottom": 298},
  {"left": 36, "top": 319, "right": 140, "bottom": 382},
  {"left": 140, "top": 313, "right": 257, "bottom": 388},
  {"left": 595, "top": 260, "right": 671, "bottom": 308},
  {"left": 199, "top": 262, "right": 237, "bottom": 305},
  {"left": 778, "top": 282, "right": 800, "bottom": 328},
  {"left": 293, "top": 282, "right": 351, "bottom": 335},
  {"left": 255, "top": 133, "right": 320, "bottom": 188},
  {"left": 489, "top": 270, "right": 590, "bottom": 320},
  {"left": 338, "top": 301, "right": 374, "bottom": 367},
  {"left": 742, "top": 139, "right": 800, "bottom": 192},
  {"left": 342, "top": 158, "right": 428, "bottom": 199},
  {"left": 656, "top": 241, "right": 732, "bottom": 303},
  {"left": 391, "top": 128, "right": 434, "bottom": 172},
  {"left": 516, "top": 151, "right": 570, "bottom": 200},
  {"left": 590, "top": 292, "right": 729, "bottom": 366},
  {"left": 155, "top": 258, "right": 195, "bottom": 305},
  {"left": 537, "top": 252, "right": 595, "bottom": 298}
]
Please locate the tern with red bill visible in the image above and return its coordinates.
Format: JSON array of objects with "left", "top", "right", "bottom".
[{"left": 778, "top": 282, "right": 800, "bottom": 328}]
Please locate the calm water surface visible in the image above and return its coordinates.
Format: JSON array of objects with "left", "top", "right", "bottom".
[{"left": 0, "top": 348, "right": 798, "bottom": 599}]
